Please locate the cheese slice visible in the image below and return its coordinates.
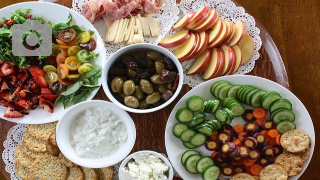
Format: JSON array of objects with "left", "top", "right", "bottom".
[
  {"left": 114, "top": 19, "right": 125, "bottom": 44},
  {"left": 119, "top": 19, "right": 129, "bottom": 43},
  {"left": 105, "top": 19, "right": 120, "bottom": 43},
  {"left": 126, "top": 17, "right": 136, "bottom": 45},
  {"left": 136, "top": 14, "right": 144, "bottom": 43},
  {"left": 148, "top": 17, "right": 160, "bottom": 37},
  {"left": 124, "top": 18, "right": 133, "bottom": 42},
  {"left": 141, "top": 17, "right": 150, "bottom": 36}
]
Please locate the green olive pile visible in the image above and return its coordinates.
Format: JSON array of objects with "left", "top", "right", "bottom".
[{"left": 108, "top": 50, "right": 179, "bottom": 109}]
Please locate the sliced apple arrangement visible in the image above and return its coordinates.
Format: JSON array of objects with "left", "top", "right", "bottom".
[{"left": 158, "top": 6, "right": 255, "bottom": 80}]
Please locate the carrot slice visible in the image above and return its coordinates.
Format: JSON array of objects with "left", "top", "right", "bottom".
[
  {"left": 260, "top": 130, "right": 268, "bottom": 136},
  {"left": 231, "top": 162, "right": 243, "bottom": 166},
  {"left": 56, "top": 39, "right": 67, "bottom": 46},
  {"left": 210, "top": 131, "right": 219, "bottom": 140},
  {"left": 253, "top": 108, "right": 267, "bottom": 118},
  {"left": 250, "top": 164, "right": 263, "bottom": 176},
  {"left": 267, "top": 129, "right": 279, "bottom": 138},
  {"left": 234, "top": 124, "right": 244, "bottom": 135},
  {"left": 256, "top": 117, "right": 266, "bottom": 126},
  {"left": 232, "top": 139, "right": 242, "bottom": 146},
  {"left": 276, "top": 134, "right": 281, "bottom": 145},
  {"left": 243, "top": 158, "right": 255, "bottom": 167},
  {"left": 267, "top": 137, "right": 277, "bottom": 146},
  {"left": 245, "top": 166, "right": 251, "bottom": 174},
  {"left": 210, "top": 151, "right": 219, "bottom": 159}
]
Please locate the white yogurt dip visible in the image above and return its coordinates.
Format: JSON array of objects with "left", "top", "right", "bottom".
[
  {"left": 69, "top": 107, "right": 128, "bottom": 158},
  {"left": 120, "top": 153, "right": 169, "bottom": 180}
]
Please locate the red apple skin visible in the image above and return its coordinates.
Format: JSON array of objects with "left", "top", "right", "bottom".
[
  {"left": 230, "top": 45, "right": 243, "bottom": 74},
  {"left": 184, "top": 33, "right": 201, "bottom": 60},
  {"left": 208, "top": 20, "right": 223, "bottom": 44},
  {"left": 208, "top": 21, "right": 228, "bottom": 48},
  {"left": 174, "top": 33, "right": 199, "bottom": 62},
  {"left": 194, "top": 10, "right": 219, "bottom": 33},
  {"left": 187, "top": 10, "right": 211, "bottom": 30},
  {"left": 187, "top": 49, "right": 212, "bottom": 75},
  {"left": 203, "top": 48, "right": 225, "bottom": 79},
  {"left": 186, "top": 6, "right": 210, "bottom": 28},
  {"left": 158, "top": 30, "right": 191, "bottom": 48},
  {"left": 210, "top": 48, "right": 225, "bottom": 78},
  {"left": 225, "top": 47, "right": 237, "bottom": 75},
  {"left": 172, "top": 12, "right": 195, "bottom": 32},
  {"left": 227, "top": 21, "right": 246, "bottom": 46},
  {"left": 188, "top": 31, "right": 209, "bottom": 60},
  {"left": 220, "top": 44, "right": 235, "bottom": 76}
]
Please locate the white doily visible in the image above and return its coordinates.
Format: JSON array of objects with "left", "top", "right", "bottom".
[
  {"left": 178, "top": 0, "right": 262, "bottom": 88},
  {"left": 2, "top": 124, "right": 181, "bottom": 179}
]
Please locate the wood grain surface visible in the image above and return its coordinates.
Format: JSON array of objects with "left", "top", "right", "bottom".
[{"left": 1, "top": 0, "right": 319, "bottom": 180}]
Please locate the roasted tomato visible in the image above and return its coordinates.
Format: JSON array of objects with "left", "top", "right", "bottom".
[
  {"left": 79, "top": 38, "right": 96, "bottom": 51},
  {"left": 57, "top": 28, "right": 76, "bottom": 43},
  {"left": 58, "top": 78, "right": 76, "bottom": 86}
]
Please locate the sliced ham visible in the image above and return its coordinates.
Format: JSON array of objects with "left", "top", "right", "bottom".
[{"left": 142, "top": 0, "right": 166, "bottom": 14}]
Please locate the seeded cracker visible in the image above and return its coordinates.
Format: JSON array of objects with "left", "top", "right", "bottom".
[
  {"left": 59, "top": 152, "right": 77, "bottom": 167},
  {"left": 49, "top": 127, "right": 58, "bottom": 147},
  {"left": 27, "top": 122, "right": 57, "bottom": 141},
  {"left": 259, "top": 164, "right": 288, "bottom": 180},
  {"left": 81, "top": 167, "right": 99, "bottom": 180},
  {"left": 280, "top": 129, "right": 310, "bottom": 153},
  {"left": 23, "top": 144, "right": 49, "bottom": 159},
  {"left": 230, "top": 173, "right": 255, "bottom": 180},
  {"left": 98, "top": 166, "right": 114, "bottom": 180},
  {"left": 274, "top": 152, "right": 303, "bottom": 176},
  {"left": 46, "top": 138, "right": 60, "bottom": 156},
  {"left": 14, "top": 145, "right": 33, "bottom": 168},
  {"left": 67, "top": 167, "right": 85, "bottom": 180},
  {"left": 14, "top": 162, "right": 29, "bottom": 180},
  {"left": 24, "top": 133, "right": 47, "bottom": 152},
  {"left": 297, "top": 148, "right": 310, "bottom": 162},
  {"left": 30, "top": 154, "right": 68, "bottom": 180}
]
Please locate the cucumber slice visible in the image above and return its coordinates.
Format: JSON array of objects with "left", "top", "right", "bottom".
[
  {"left": 196, "top": 156, "right": 215, "bottom": 174},
  {"left": 244, "top": 88, "right": 260, "bottom": 105},
  {"left": 215, "top": 109, "right": 229, "bottom": 123},
  {"left": 218, "top": 85, "right": 233, "bottom": 100},
  {"left": 228, "top": 102, "right": 245, "bottom": 116},
  {"left": 250, "top": 90, "right": 267, "bottom": 107},
  {"left": 201, "top": 165, "right": 221, "bottom": 180},
  {"left": 272, "top": 109, "right": 295, "bottom": 124},
  {"left": 205, "top": 99, "right": 220, "bottom": 114},
  {"left": 222, "top": 108, "right": 235, "bottom": 119},
  {"left": 235, "top": 85, "right": 247, "bottom": 100},
  {"left": 181, "top": 150, "right": 200, "bottom": 165},
  {"left": 185, "top": 154, "right": 202, "bottom": 174},
  {"left": 173, "top": 123, "right": 189, "bottom": 138},
  {"left": 261, "top": 93, "right": 282, "bottom": 110},
  {"left": 222, "top": 97, "right": 236, "bottom": 108},
  {"left": 259, "top": 91, "right": 281, "bottom": 105},
  {"left": 175, "top": 108, "right": 194, "bottom": 123},
  {"left": 186, "top": 116, "right": 205, "bottom": 128},
  {"left": 183, "top": 142, "right": 198, "bottom": 149},
  {"left": 276, "top": 120, "right": 296, "bottom": 133},
  {"left": 240, "top": 86, "right": 254, "bottom": 103},
  {"left": 226, "top": 85, "right": 242, "bottom": 98},
  {"left": 213, "top": 82, "right": 231, "bottom": 99},
  {"left": 190, "top": 133, "right": 207, "bottom": 147},
  {"left": 206, "top": 119, "right": 222, "bottom": 130},
  {"left": 187, "top": 95, "right": 204, "bottom": 112},
  {"left": 195, "top": 125, "right": 214, "bottom": 136},
  {"left": 210, "top": 80, "right": 230, "bottom": 96},
  {"left": 271, "top": 108, "right": 286, "bottom": 120},
  {"left": 180, "top": 129, "right": 196, "bottom": 143},
  {"left": 269, "top": 98, "right": 292, "bottom": 112}
]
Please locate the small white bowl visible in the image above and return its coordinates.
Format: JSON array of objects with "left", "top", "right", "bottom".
[
  {"left": 56, "top": 100, "right": 136, "bottom": 168},
  {"left": 119, "top": 150, "right": 174, "bottom": 180},
  {"left": 102, "top": 43, "right": 184, "bottom": 113}
]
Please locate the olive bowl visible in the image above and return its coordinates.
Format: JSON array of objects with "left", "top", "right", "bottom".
[{"left": 101, "top": 43, "right": 184, "bottom": 113}]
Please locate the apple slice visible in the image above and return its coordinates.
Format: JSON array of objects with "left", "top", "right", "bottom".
[
  {"left": 220, "top": 44, "right": 236, "bottom": 76},
  {"left": 227, "top": 21, "right": 246, "bottom": 46},
  {"left": 186, "top": 10, "right": 211, "bottom": 30},
  {"left": 224, "top": 21, "right": 236, "bottom": 42},
  {"left": 238, "top": 33, "right": 254, "bottom": 65},
  {"left": 208, "top": 20, "right": 228, "bottom": 48},
  {"left": 173, "top": 33, "right": 198, "bottom": 62},
  {"left": 188, "top": 31, "right": 209, "bottom": 60},
  {"left": 184, "top": 33, "right": 201, "bottom": 60},
  {"left": 208, "top": 19, "right": 223, "bottom": 44},
  {"left": 158, "top": 29, "right": 191, "bottom": 48},
  {"left": 230, "top": 45, "right": 242, "bottom": 74},
  {"left": 194, "top": 10, "right": 219, "bottom": 33},
  {"left": 187, "top": 49, "right": 212, "bottom": 75},
  {"left": 185, "top": 6, "right": 210, "bottom": 28},
  {"left": 203, "top": 48, "right": 224, "bottom": 79},
  {"left": 172, "top": 12, "right": 195, "bottom": 32}
]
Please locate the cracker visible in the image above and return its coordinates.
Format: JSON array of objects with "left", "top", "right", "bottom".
[
  {"left": 46, "top": 139, "right": 60, "bottom": 156},
  {"left": 14, "top": 162, "right": 29, "bottom": 180},
  {"left": 29, "top": 154, "right": 68, "bottom": 180},
  {"left": 27, "top": 122, "right": 57, "bottom": 141},
  {"left": 49, "top": 127, "right": 58, "bottom": 147},
  {"left": 230, "top": 173, "right": 254, "bottom": 180},
  {"left": 59, "top": 152, "right": 77, "bottom": 168},
  {"left": 67, "top": 167, "right": 85, "bottom": 180},
  {"left": 297, "top": 148, "right": 310, "bottom": 162},
  {"left": 98, "top": 166, "right": 114, "bottom": 180},
  {"left": 259, "top": 164, "right": 288, "bottom": 180},
  {"left": 14, "top": 145, "right": 33, "bottom": 168},
  {"left": 81, "top": 167, "right": 99, "bottom": 180},
  {"left": 252, "top": 176, "right": 260, "bottom": 180},
  {"left": 24, "top": 133, "right": 47, "bottom": 153},
  {"left": 280, "top": 129, "right": 310, "bottom": 153},
  {"left": 274, "top": 152, "right": 303, "bottom": 176},
  {"left": 23, "top": 145, "right": 49, "bottom": 159}
]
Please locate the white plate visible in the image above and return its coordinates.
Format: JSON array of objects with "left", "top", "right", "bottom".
[
  {"left": 0, "top": 2, "right": 106, "bottom": 124},
  {"left": 165, "top": 75, "right": 315, "bottom": 180}
]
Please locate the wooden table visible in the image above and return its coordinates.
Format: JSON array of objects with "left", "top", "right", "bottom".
[{"left": 1, "top": 0, "right": 319, "bottom": 179}]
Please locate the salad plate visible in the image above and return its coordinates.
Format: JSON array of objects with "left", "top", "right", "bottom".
[
  {"left": 165, "top": 75, "right": 315, "bottom": 180},
  {"left": 0, "top": 2, "right": 106, "bottom": 124}
]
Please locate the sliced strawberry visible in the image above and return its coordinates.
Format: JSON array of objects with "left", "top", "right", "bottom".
[
  {"left": 4, "top": 107, "right": 24, "bottom": 118},
  {"left": 0, "top": 62, "right": 15, "bottom": 76},
  {"left": 33, "top": 76, "right": 49, "bottom": 88},
  {"left": 41, "top": 88, "right": 54, "bottom": 95},
  {"left": 16, "top": 71, "right": 29, "bottom": 87},
  {"left": 30, "top": 88, "right": 41, "bottom": 95},
  {"left": 39, "top": 98, "right": 54, "bottom": 113},
  {"left": 12, "top": 87, "right": 21, "bottom": 98},
  {"left": 0, "top": 89, "right": 13, "bottom": 101},
  {"left": 28, "top": 65, "right": 46, "bottom": 77},
  {"left": 1, "top": 81, "right": 9, "bottom": 90},
  {"left": 16, "top": 99, "right": 33, "bottom": 110},
  {"left": 16, "top": 89, "right": 33, "bottom": 99},
  {"left": 24, "top": 79, "right": 38, "bottom": 90},
  {"left": 10, "top": 75, "right": 18, "bottom": 86},
  {"left": 40, "top": 94, "right": 59, "bottom": 102},
  {"left": 0, "top": 98, "right": 10, "bottom": 107}
]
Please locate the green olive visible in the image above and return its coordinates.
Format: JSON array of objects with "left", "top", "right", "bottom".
[
  {"left": 111, "top": 77, "right": 124, "bottom": 93},
  {"left": 147, "top": 59, "right": 154, "bottom": 68},
  {"left": 155, "top": 84, "right": 168, "bottom": 93},
  {"left": 155, "top": 61, "right": 165, "bottom": 74},
  {"left": 117, "top": 91, "right": 126, "bottom": 99},
  {"left": 150, "top": 74, "right": 165, "bottom": 84},
  {"left": 124, "top": 96, "right": 139, "bottom": 108},
  {"left": 139, "top": 99, "right": 149, "bottom": 109},
  {"left": 126, "top": 68, "right": 137, "bottom": 77},
  {"left": 134, "top": 85, "right": 144, "bottom": 100},
  {"left": 140, "top": 79, "right": 154, "bottom": 94},
  {"left": 146, "top": 92, "right": 161, "bottom": 104},
  {"left": 146, "top": 50, "right": 162, "bottom": 61},
  {"left": 123, "top": 80, "right": 135, "bottom": 95},
  {"left": 121, "top": 54, "right": 134, "bottom": 65}
]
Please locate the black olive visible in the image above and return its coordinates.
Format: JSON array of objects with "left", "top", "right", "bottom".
[
  {"left": 160, "top": 69, "right": 172, "bottom": 83},
  {"left": 136, "top": 57, "right": 148, "bottom": 68},
  {"left": 137, "top": 71, "right": 151, "bottom": 79},
  {"left": 51, "top": 82, "right": 63, "bottom": 94},
  {"left": 161, "top": 90, "right": 173, "bottom": 101},
  {"left": 126, "top": 61, "right": 138, "bottom": 69},
  {"left": 109, "top": 67, "right": 125, "bottom": 76},
  {"left": 160, "top": 57, "right": 176, "bottom": 70}
]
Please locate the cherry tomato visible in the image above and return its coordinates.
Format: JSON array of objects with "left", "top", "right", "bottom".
[
  {"left": 57, "top": 64, "right": 69, "bottom": 79},
  {"left": 57, "top": 28, "right": 77, "bottom": 43},
  {"left": 78, "top": 63, "right": 93, "bottom": 74},
  {"left": 78, "top": 31, "right": 91, "bottom": 44},
  {"left": 68, "top": 46, "right": 82, "bottom": 56},
  {"left": 67, "top": 74, "right": 81, "bottom": 80},
  {"left": 79, "top": 38, "right": 96, "bottom": 51},
  {"left": 56, "top": 51, "right": 68, "bottom": 64},
  {"left": 59, "top": 78, "right": 76, "bottom": 86},
  {"left": 43, "top": 65, "right": 57, "bottom": 73},
  {"left": 65, "top": 56, "right": 81, "bottom": 70},
  {"left": 45, "top": 71, "right": 59, "bottom": 83},
  {"left": 51, "top": 46, "right": 63, "bottom": 56}
]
